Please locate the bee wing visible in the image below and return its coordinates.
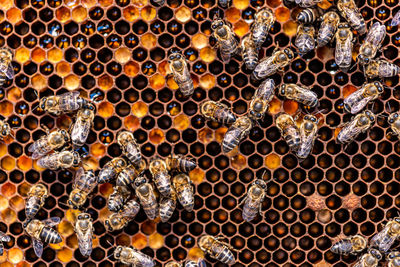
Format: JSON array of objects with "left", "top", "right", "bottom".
[
  {"left": 5, "top": 63, "right": 14, "bottom": 79},
  {"left": 335, "top": 38, "right": 352, "bottom": 66},
  {"left": 352, "top": 258, "right": 364, "bottom": 267},
  {"left": 256, "top": 79, "right": 275, "bottom": 100},
  {"left": 74, "top": 167, "right": 85, "bottom": 186},
  {"left": 1, "top": 235, "right": 10, "bottom": 242},
  {"left": 77, "top": 229, "right": 93, "bottom": 257},
  {"left": 371, "top": 227, "right": 395, "bottom": 253},
  {"left": 366, "top": 22, "right": 386, "bottom": 46},
  {"left": 254, "top": 56, "right": 280, "bottom": 78},
  {"left": 349, "top": 96, "right": 373, "bottom": 114},
  {"left": 33, "top": 238, "right": 44, "bottom": 257},
  {"left": 58, "top": 91, "right": 81, "bottom": 111},
  {"left": 197, "top": 258, "right": 207, "bottom": 267},
  {"left": 391, "top": 10, "right": 400, "bottom": 26},
  {"left": 44, "top": 217, "right": 61, "bottom": 227},
  {"left": 171, "top": 63, "right": 190, "bottom": 84},
  {"left": 220, "top": 50, "right": 232, "bottom": 63},
  {"left": 344, "top": 89, "right": 371, "bottom": 114},
  {"left": 71, "top": 119, "right": 91, "bottom": 146}
]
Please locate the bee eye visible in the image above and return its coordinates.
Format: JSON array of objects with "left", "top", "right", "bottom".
[
  {"left": 281, "top": 89, "right": 285, "bottom": 94},
  {"left": 390, "top": 119, "right": 394, "bottom": 123},
  {"left": 395, "top": 114, "right": 399, "bottom": 118},
  {"left": 211, "top": 24, "right": 216, "bottom": 29},
  {"left": 219, "top": 21, "right": 223, "bottom": 26}
]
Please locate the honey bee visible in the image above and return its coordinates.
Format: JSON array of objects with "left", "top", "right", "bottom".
[
  {"left": 335, "top": 23, "right": 354, "bottom": 71},
  {"left": 388, "top": 112, "right": 400, "bottom": 138},
  {"left": 387, "top": 251, "right": 400, "bottom": 267},
  {"left": 337, "top": 110, "right": 375, "bottom": 145},
  {"left": 241, "top": 35, "right": 259, "bottom": 71},
  {"left": 172, "top": 173, "right": 194, "bottom": 212},
  {"left": 168, "top": 52, "right": 194, "bottom": 97},
  {"left": 278, "top": 83, "right": 318, "bottom": 107},
  {"left": 343, "top": 82, "right": 384, "bottom": 114},
  {"left": 364, "top": 59, "right": 400, "bottom": 79},
  {"left": 211, "top": 18, "right": 239, "bottom": 63},
  {"left": 185, "top": 260, "right": 206, "bottom": 267},
  {"left": 149, "top": 157, "right": 172, "bottom": 197},
  {"left": 165, "top": 261, "right": 181, "bottom": 267},
  {"left": 104, "top": 199, "right": 140, "bottom": 231},
  {"left": 252, "top": 48, "right": 294, "bottom": 81},
  {"left": 317, "top": 11, "right": 340, "bottom": 47},
  {"left": 295, "top": 24, "right": 315, "bottom": 55},
  {"left": 297, "top": 114, "right": 320, "bottom": 159},
  {"left": 68, "top": 168, "right": 97, "bottom": 210},
  {"left": 166, "top": 154, "right": 197, "bottom": 173},
  {"left": 218, "top": 0, "right": 230, "bottom": 7},
  {"left": 159, "top": 188, "right": 177, "bottom": 222},
  {"left": 113, "top": 245, "right": 155, "bottom": 267},
  {"left": 391, "top": 10, "right": 400, "bottom": 27},
  {"left": 222, "top": 115, "right": 254, "bottom": 153},
  {"left": 39, "top": 91, "right": 89, "bottom": 116},
  {"left": 25, "top": 183, "right": 48, "bottom": 222},
  {"left": 251, "top": 7, "right": 275, "bottom": 48},
  {"left": 25, "top": 217, "right": 62, "bottom": 257},
  {"left": 330, "top": 235, "right": 367, "bottom": 255},
  {"left": 370, "top": 217, "right": 400, "bottom": 253},
  {"left": 276, "top": 113, "right": 301, "bottom": 152},
  {"left": 117, "top": 131, "right": 142, "bottom": 167},
  {"left": 353, "top": 249, "right": 382, "bottom": 267},
  {"left": 108, "top": 186, "right": 131, "bottom": 212},
  {"left": 296, "top": 8, "right": 319, "bottom": 24},
  {"left": 198, "top": 235, "right": 235, "bottom": 265},
  {"left": 0, "top": 232, "right": 10, "bottom": 256},
  {"left": 116, "top": 161, "right": 146, "bottom": 187},
  {"left": 71, "top": 103, "right": 95, "bottom": 148},
  {"left": 200, "top": 100, "right": 236, "bottom": 125},
  {"left": 0, "top": 48, "right": 14, "bottom": 86},
  {"left": 358, "top": 22, "right": 386, "bottom": 65},
  {"left": 248, "top": 78, "right": 275, "bottom": 121},
  {"left": 74, "top": 212, "right": 94, "bottom": 257},
  {"left": 133, "top": 176, "right": 158, "bottom": 220},
  {"left": 0, "top": 119, "right": 11, "bottom": 140},
  {"left": 97, "top": 157, "right": 127, "bottom": 184},
  {"left": 240, "top": 179, "right": 268, "bottom": 222},
  {"left": 153, "top": 0, "right": 164, "bottom": 5},
  {"left": 28, "top": 128, "right": 70, "bottom": 160},
  {"left": 37, "top": 150, "right": 81, "bottom": 170},
  {"left": 294, "top": 0, "right": 322, "bottom": 7},
  {"left": 337, "top": 0, "right": 367, "bottom": 35}
]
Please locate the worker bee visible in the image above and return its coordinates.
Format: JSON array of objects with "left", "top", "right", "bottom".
[
  {"left": 391, "top": 10, "right": 400, "bottom": 27},
  {"left": 185, "top": 260, "right": 206, "bottom": 267},
  {"left": 39, "top": 91, "right": 89, "bottom": 116},
  {"left": 330, "top": 235, "right": 367, "bottom": 255},
  {"left": 295, "top": 24, "right": 315, "bottom": 55},
  {"left": 294, "top": 0, "right": 322, "bottom": 7},
  {"left": 37, "top": 150, "right": 81, "bottom": 170},
  {"left": 113, "top": 245, "right": 155, "bottom": 267},
  {"left": 388, "top": 112, "right": 400, "bottom": 139},
  {"left": 0, "top": 232, "right": 10, "bottom": 256},
  {"left": 133, "top": 176, "right": 158, "bottom": 220},
  {"left": 222, "top": 115, "right": 254, "bottom": 153},
  {"left": 159, "top": 188, "right": 177, "bottom": 222},
  {"left": 353, "top": 249, "right": 382, "bottom": 267},
  {"left": 0, "top": 48, "right": 14, "bottom": 86},
  {"left": 248, "top": 78, "right": 275, "bottom": 121},
  {"left": 74, "top": 212, "right": 94, "bottom": 257},
  {"left": 335, "top": 23, "right": 354, "bottom": 71},
  {"left": 387, "top": 251, "right": 400, "bottom": 267},
  {"left": 343, "top": 81, "right": 384, "bottom": 114},
  {"left": 168, "top": 52, "right": 194, "bottom": 97},
  {"left": 198, "top": 235, "right": 235, "bottom": 265},
  {"left": 25, "top": 217, "right": 62, "bottom": 257},
  {"left": 278, "top": 83, "right": 318, "bottom": 107},
  {"left": 166, "top": 261, "right": 181, "bottom": 267},
  {"left": 25, "top": 183, "right": 48, "bottom": 222},
  {"left": 276, "top": 113, "right": 301, "bottom": 152},
  {"left": 200, "top": 100, "right": 236, "bottom": 125},
  {"left": 116, "top": 161, "right": 146, "bottom": 187},
  {"left": 152, "top": 0, "right": 164, "bottom": 5},
  {"left": 241, "top": 35, "right": 259, "bottom": 71},
  {"left": 337, "top": 0, "right": 366, "bottom": 35},
  {"left": 251, "top": 7, "right": 275, "bottom": 48},
  {"left": 0, "top": 119, "right": 11, "bottom": 140},
  {"left": 97, "top": 157, "right": 127, "bottom": 184},
  {"left": 358, "top": 22, "right": 386, "bottom": 65},
  {"left": 252, "top": 48, "right": 294, "bottom": 81},
  {"left": 28, "top": 128, "right": 70, "bottom": 160},
  {"left": 108, "top": 186, "right": 131, "bottom": 212},
  {"left": 364, "top": 59, "right": 400, "bottom": 79},
  {"left": 68, "top": 168, "right": 97, "bottom": 210},
  {"left": 211, "top": 18, "right": 239, "bottom": 63},
  {"left": 166, "top": 154, "right": 197, "bottom": 173},
  {"left": 149, "top": 157, "right": 172, "bottom": 197},
  {"left": 370, "top": 217, "right": 400, "bottom": 253},
  {"left": 104, "top": 199, "right": 140, "bottom": 231},
  {"left": 240, "top": 179, "right": 268, "bottom": 222},
  {"left": 117, "top": 131, "right": 142, "bottom": 167},
  {"left": 297, "top": 8, "right": 319, "bottom": 24},
  {"left": 71, "top": 103, "right": 95, "bottom": 148},
  {"left": 172, "top": 173, "right": 194, "bottom": 212},
  {"left": 337, "top": 110, "right": 375, "bottom": 145},
  {"left": 296, "top": 114, "right": 320, "bottom": 159},
  {"left": 317, "top": 11, "right": 340, "bottom": 47}
]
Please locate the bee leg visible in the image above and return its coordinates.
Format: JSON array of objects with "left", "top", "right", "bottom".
[
  {"left": 41, "top": 124, "right": 50, "bottom": 134},
  {"left": 238, "top": 196, "right": 248, "bottom": 206},
  {"left": 220, "top": 241, "right": 239, "bottom": 253}
]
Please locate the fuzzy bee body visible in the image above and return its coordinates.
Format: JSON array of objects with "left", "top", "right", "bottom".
[
  {"left": 222, "top": 115, "right": 254, "bottom": 153},
  {"left": 117, "top": 131, "right": 142, "bottom": 167},
  {"left": 71, "top": 103, "right": 95, "bottom": 148},
  {"left": 198, "top": 235, "right": 235, "bottom": 265},
  {"left": 37, "top": 150, "right": 81, "bottom": 170},
  {"left": 295, "top": 24, "right": 315, "bottom": 54},
  {"left": 134, "top": 176, "right": 158, "bottom": 220},
  {"left": 104, "top": 199, "right": 140, "bottom": 231},
  {"left": 388, "top": 112, "right": 400, "bottom": 138},
  {"left": 212, "top": 19, "right": 239, "bottom": 63},
  {"left": 166, "top": 261, "right": 182, "bottom": 267},
  {"left": 200, "top": 100, "right": 236, "bottom": 125},
  {"left": 330, "top": 235, "right": 367, "bottom": 255},
  {"left": 276, "top": 113, "right": 301, "bottom": 152},
  {"left": 0, "top": 120, "right": 10, "bottom": 140},
  {"left": 353, "top": 249, "right": 382, "bottom": 267},
  {"left": 358, "top": 22, "right": 386, "bottom": 65},
  {"left": 25, "top": 183, "right": 48, "bottom": 222},
  {"left": 296, "top": 8, "right": 318, "bottom": 24},
  {"left": 159, "top": 189, "right": 177, "bottom": 222},
  {"left": 241, "top": 35, "right": 259, "bottom": 71},
  {"left": 294, "top": 0, "right": 322, "bottom": 7},
  {"left": 0, "top": 48, "right": 14, "bottom": 87},
  {"left": 168, "top": 52, "right": 194, "bottom": 96},
  {"left": 68, "top": 168, "right": 97, "bottom": 210},
  {"left": 108, "top": 186, "right": 131, "bottom": 212},
  {"left": 278, "top": 83, "right": 318, "bottom": 107},
  {"left": 251, "top": 7, "right": 275, "bottom": 48},
  {"left": 249, "top": 78, "right": 275, "bottom": 121},
  {"left": 97, "top": 157, "right": 127, "bottom": 184},
  {"left": 172, "top": 173, "right": 194, "bottom": 212},
  {"left": 335, "top": 23, "right": 353, "bottom": 71},
  {"left": 364, "top": 59, "right": 400, "bottom": 79},
  {"left": 75, "top": 212, "right": 94, "bottom": 257},
  {"left": 388, "top": 251, "right": 400, "bottom": 267},
  {"left": 337, "top": 0, "right": 366, "bottom": 35},
  {"left": 149, "top": 158, "right": 172, "bottom": 197},
  {"left": 252, "top": 48, "right": 294, "bottom": 80},
  {"left": 116, "top": 161, "right": 146, "bottom": 187},
  {"left": 113, "top": 245, "right": 155, "bottom": 267},
  {"left": 370, "top": 217, "right": 400, "bottom": 253},
  {"left": 241, "top": 179, "right": 267, "bottom": 222},
  {"left": 0, "top": 232, "right": 10, "bottom": 256},
  {"left": 166, "top": 154, "right": 197, "bottom": 173},
  {"left": 343, "top": 82, "right": 383, "bottom": 114},
  {"left": 28, "top": 129, "right": 70, "bottom": 159},
  {"left": 39, "top": 91, "right": 89, "bottom": 116},
  {"left": 297, "top": 115, "right": 319, "bottom": 159},
  {"left": 317, "top": 11, "right": 340, "bottom": 47},
  {"left": 337, "top": 110, "right": 375, "bottom": 144}
]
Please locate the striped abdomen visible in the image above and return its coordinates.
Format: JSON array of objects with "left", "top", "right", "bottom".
[
  {"left": 117, "top": 167, "right": 138, "bottom": 186},
  {"left": 159, "top": 197, "right": 176, "bottom": 222},
  {"left": 242, "top": 202, "right": 259, "bottom": 222},
  {"left": 40, "top": 227, "right": 62, "bottom": 244},
  {"left": 330, "top": 240, "right": 353, "bottom": 255},
  {"left": 176, "top": 188, "right": 194, "bottom": 212},
  {"left": 0, "top": 75, "right": 5, "bottom": 86},
  {"left": 211, "top": 243, "right": 235, "bottom": 265},
  {"left": 178, "top": 79, "right": 194, "bottom": 96},
  {"left": 97, "top": 167, "right": 117, "bottom": 184},
  {"left": 25, "top": 196, "right": 42, "bottom": 221},
  {"left": 124, "top": 142, "right": 141, "bottom": 167},
  {"left": 297, "top": 8, "right": 318, "bottom": 24},
  {"left": 283, "top": 126, "right": 301, "bottom": 151},
  {"left": 153, "top": 172, "right": 172, "bottom": 197}
]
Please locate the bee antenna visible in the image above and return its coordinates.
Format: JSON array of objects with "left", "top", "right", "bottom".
[
  {"left": 386, "top": 102, "right": 392, "bottom": 113},
  {"left": 58, "top": 200, "right": 70, "bottom": 209},
  {"left": 106, "top": 239, "right": 114, "bottom": 246},
  {"left": 313, "top": 109, "right": 327, "bottom": 116},
  {"left": 32, "top": 105, "right": 40, "bottom": 112},
  {"left": 9, "top": 131, "right": 14, "bottom": 139},
  {"left": 32, "top": 90, "right": 39, "bottom": 98}
]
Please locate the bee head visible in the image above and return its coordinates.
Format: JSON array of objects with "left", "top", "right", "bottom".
[
  {"left": 364, "top": 111, "right": 376, "bottom": 123},
  {"left": 283, "top": 48, "right": 294, "bottom": 59},
  {"left": 357, "top": 54, "right": 370, "bottom": 65},
  {"left": 369, "top": 249, "right": 382, "bottom": 260},
  {"left": 254, "top": 179, "right": 267, "bottom": 189},
  {"left": 72, "top": 152, "right": 81, "bottom": 166},
  {"left": 388, "top": 113, "right": 398, "bottom": 123},
  {"left": 279, "top": 84, "right": 286, "bottom": 95},
  {"left": 374, "top": 81, "right": 384, "bottom": 93},
  {"left": 133, "top": 176, "right": 147, "bottom": 189},
  {"left": 39, "top": 98, "right": 47, "bottom": 110}
]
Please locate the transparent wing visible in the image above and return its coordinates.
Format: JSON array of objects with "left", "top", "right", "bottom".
[
  {"left": 74, "top": 167, "right": 85, "bottom": 185},
  {"left": 5, "top": 63, "right": 14, "bottom": 79},
  {"left": 78, "top": 234, "right": 93, "bottom": 257},
  {"left": 371, "top": 227, "right": 396, "bottom": 253},
  {"left": 349, "top": 96, "right": 373, "bottom": 114},
  {"left": 1, "top": 235, "right": 10, "bottom": 242},
  {"left": 335, "top": 38, "right": 352, "bottom": 67},
  {"left": 391, "top": 10, "right": 400, "bottom": 26},
  {"left": 366, "top": 22, "right": 386, "bottom": 46},
  {"left": 253, "top": 56, "right": 280, "bottom": 78},
  {"left": 220, "top": 50, "right": 232, "bottom": 63},
  {"left": 44, "top": 217, "right": 61, "bottom": 227},
  {"left": 71, "top": 120, "right": 91, "bottom": 146},
  {"left": 33, "top": 238, "right": 44, "bottom": 257},
  {"left": 197, "top": 258, "right": 207, "bottom": 267}
]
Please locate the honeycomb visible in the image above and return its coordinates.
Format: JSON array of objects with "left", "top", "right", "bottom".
[{"left": 0, "top": 0, "right": 398, "bottom": 265}]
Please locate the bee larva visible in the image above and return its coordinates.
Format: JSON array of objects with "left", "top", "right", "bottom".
[
  {"left": 74, "top": 212, "right": 94, "bottom": 257},
  {"left": 251, "top": 7, "right": 275, "bottom": 49},
  {"left": 149, "top": 157, "right": 172, "bottom": 197},
  {"left": 116, "top": 160, "right": 146, "bottom": 187},
  {"left": 116, "top": 130, "right": 142, "bottom": 167},
  {"left": 295, "top": 24, "right": 315, "bottom": 54},
  {"left": 159, "top": 188, "right": 177, "bottom": 222},
  {"left": 200, "top": 100, "right": 236, "bottom": 125},
  {"left": 240, "top": 179, "right": 268, "bottom": 222},
  {"left": 108, "top": 186, "right": 131, "bottom": 212},
  {"left": 364, "top": 59, "right": 400, "bottom": 79},
  {"left": 25, "top": 183, "right": 48, "bottom": 222},
  {"left": 113, "top": 245, "right": 155, "bottom": 267},
  {"left": 39, "top": 91, "right": 90, "bottom": 116},
  {"left": 370, "top": 217, "right": 400, "bottom": 253},
  {"left": 168, "top": 52, "right": 194, "bottom": 97},
  {"left": 358, "top": 22, "right": 386, "bottom": 65},
  {"left": 198, "top": 235, "right": 235, "bottom": 265},
  {"left": 248, "top": 78, "right": 275, "bottom": 121},
  {"left": 276, "top": 113, "right": 301, "bottom": 152},
  {"left": 330, "top": 235, "right": 367, "bottom": 255},
  {"left": 68, "top": 168, "right": 97, "bottom": 210},
  {"left": 37, "top": 150, "right": 81, "bottom": 170},
  {"left": 133, "top": 176, "right": 158, "bottom": 220},
  {"left": 296, "top": 114, "right": 320, "bottom": 160},
  {"left": 104, "top": 199, "right": 140, "bottom": 231},
  {"left": 337, "top": 0, "right": 366, "bottom": 35},
  {"left": 352, "top": 249, "right": 382, "bottom": 267},
  {"left": 70, "top": 103, "right": 95, "bottom": 148},
  {"left": 335, "top": 23, "right": 353, "bottom": 72},
  {"left": 211, "top": 18, "right": 239, "bottom": 63},
  {"left": 97, "top": 157, "right": 127, "bottom": 184},
  {"left": 252, "top": 48, "right": 294, "bottom": 81},
  {"left": 316, "top": 11, "right": 340, "bottom": 47},
  {"left": 222, "top": 115, "right": 254, "bottom": 153},
  {"left": 336, "top": 110, "right": 375, "bottom": 145},
  {"left": 296, "top": 8, "right": 319, "bottom": 24},
  {"left": 241, "top": 35, "right": 259, "bottom": 71},
  {"left": 166, "top": 154, "right": 197, "bottom": 173},
  {"left": 343, "top": 81, "right": 384, "bottom": 114},
  {"left": 28, "top": 128, "right": 70, "bottom": 160},
  {"left": 172, "top": 173, "right": 194, "bottom": 212},
  {"left": 278, "top": 83, "right": 318, "bottom": 107},
  {"left": 0, "top": 232, "right": 10, "bottom": 256},
  {"left": 0, "top": 48, "right": 14, "bottom": 87}
]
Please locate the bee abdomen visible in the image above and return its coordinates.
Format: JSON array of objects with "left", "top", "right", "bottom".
[
  {"left": 296, "top": 8, "right": 318, "bottom": 24},
  {"left": 215, "top": 246, "right": 235, "bottom": 264},
  {"left": 0, "top": 241, "right": 3, "bottom": 256},
  {"left": 0, "top": 75, "right": 6, "bottom": 86},
  {"left": 214, "top": 108, "right": 236, "bottom": 125},
  {"left": 159, "top": 198, "right": 176, "bottom": 222},
  {"left": 330, "top": 240, "right": 353, "bottom": 255},
  {"left": 242, "top": 205, "right": 258, "bottom": 222},
  {"left": 25, "top": 197, "right": 41, "bottom": 220},
  {"left": 40, "top": 227, "right": 62, "bottom": 244},
  {"left": 126, "top": 152, "right": 141, "bottom": 167},
  {"left": 177, "top": 190, "right": 194, "bottom": 212},
  {"left": 117, "top": 171, "right": 134, "bottom": 186},
  {"left": 154, "top": 173, "right": 172, "bottom": 196},
  {"left": 97, "top": 168, "right": 116, "bottom": 184},
  {"left": 179, "top": 80, "right": 194, "bottom": 96}
]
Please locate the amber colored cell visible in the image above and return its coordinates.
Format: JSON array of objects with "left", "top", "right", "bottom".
[
  {"left": 267, "top": 0, "right": 281, "bottom": 7},
  {"left": 123, "top": 6, "right": 139, "bottom": 21},
  {"left": 0, "top": 196, "right": 7, "bottom": 211},
  {"left": 317, "top": 0, "right": 332, "bottom": 9},
  {"left": 141, "top": 220, "right": 156, "bottom": 235},
  {"left": 226, "top": 8, "right": 241, "bottom": 23},
  {"left": 32, "top": 48, "right": 46, "bottom": 64},
  {"left": 141, "top": 6, "right": 156, "bottom": 21},
  {"left": 0, "top": 0, "right": 12, "bottom": 10},
  {"left": 233, "top": 0, "right": 249, "bottom": 10},
  {"left": 199, "top": 74, "right": 215, "bottom": 90},
  {"left": 189, "top": 168, "right": 204, "bottom": 184},
  {"left": 65, "top": 209, "right": 80, "bottom": 223},
  {"left": 283, "top": 100, "right": 299, "bottom": 115},
  {"left": 141, "top": 33, "right": 157, "bottom": 49},
  {"left": 0, "top": 101, "right": 13, "bottom": 117},
  {"left": 316, "top": 46, "right": 334, "bottom": 61},
  {"left": 1, "top": 156, "right": 15, "bottom": 172},
  {"left": 199, "top": 128, "right": 213, "bottom": 144},
  {"left": 49, "top": 238, "right": 64, "bottom": 250},
  {"left": 200, "top": 47, "right": 216, "bottom": 63},
  {"left": 132, "top": 0, "right": 147, "bottom": 7},
  {"left": 131, "top": 233, "right": 147, "bottom": 249},
  {"left": 342, "top": 84, "right": 358, "bottom": 98},
  {"left": 58, "top": 220, "right": 74, "bottom": 237},
  {"left": 234, "top": 20, "right": 250, "bottom": 37},
  {"left": 65, "top": 0, "right": 79, "bottom": 7},
  {"left": 192, "top": 33, "right": 208, "bottom": 50},
  {"left": 283, "top": 21, "right": 298, "bottom": 37},
  {"left": 149, "top": 129, "right": 165, "bottom": 144},
  {"left": 124, "top": 115, "right": 140, "bottom": 131},
  {"left": 1, "top": 208, "right": 16, "bottom": 224},
  {"left": 7, "top": 248, "right": 23, "bottom": 264},
  {"left": 276, "top": 7, "right": 290, "bottom": 22},
  {"left": 265, "top": 153, "right": 280, "bottom": 169},
  {"left": 215, "top": 127, "right": 228, "bottom": 143},
  {"left": 83, "top": 157, "right": 99, "bottom": 170},
  {"left": 231, "top": 154, "right": 246, "bottom": 170},
  {"left": 98, "top": 75, "right": 113, "bottom": 90},
  {"left": 82, "top": 0, "right": 96, "bottom": 7},
  {"left": 99, "top": 184, "right": 113, "bottom": 199},
  {"left": 175, "top": 6, "right": 191, "bottom": 23},
  {"left": 72, "top": 6, "right": 87, "bottom": 22},
  {"left": 6, "top": 8, "right": 21, "bottom": 24},
  {"left": 57, "top": 247, "right": 73, "bottom": 263},
  {"left": 64, "top": 75, "right": 80, "bottom": 90},
  {"left": 17, "top": 155, "right": 32, "bottom": 171},
  {"left": 17, "top": 182, "right": 31, "bottom": 197},
  {"left": 56, "top": 115, "right": 73, "bottom": 130},
  {"left": 9, "top": 196, "right": 24, "bottom": 211},
  {"left": 116, "top": 234, "right": 131, "bottom": 246},
  {"left": 0, "top": 143, "right": 6, "bottom": 157},
  {"left": 91, "top": 143, "right": 106, "bottom": 158},
  {"left": 98, "top": 0, "right": 113, "bottom": 6},
  {"left": 15, "top": 48, "right": 29, "bottom": 64},
  {"left": 115, "top": 47, "right": 131, "bottom": 64},
  {"left": 7, "top": 87, "right": 21, "bottom": 102},
  {"left": 173, "top": 114, "right": 190, "bottom": 131},
  {"left": 131, "top": 101, "right": 148, "bottom": 118},
  {"left": 98, "top": 102, "right": 114, "bottom": 118},
  {"left": 124, "top": 61, "right": 140, "bottom": 76},
  {"left": 157, "top": 62, "right": 168, "bottom": 77},
  {"left": 317, "top": 209, "right": 332, "bottom": 223},
  {"left": 56, "top": 62, "right": 71, "bottom": 77},
  {"left": 167, "top": 76, "right": 179, "bottom": 90},
  {"left": 149, "top": 233, "right": 164, "bottom": 249},
  {"left": 17, "top": 261, "right": 31, "bottom": 267},
  {"left": 188, "top": 247, "right": 205, "bottom": 261},
  {"left": 47, "top": 48, "right": 63, "bottom": 63},
  {"left": 33, "top": 160, "right": 45, "bottom": 172},
  {"left": 56, "top": 7, "right": 71, "bottom": 23},
  {"left": 149, "top": 74, "right": 165, "bottom": 90},
  {"left": 66, "top": 234, "right": 78, "bottom": 249}
]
